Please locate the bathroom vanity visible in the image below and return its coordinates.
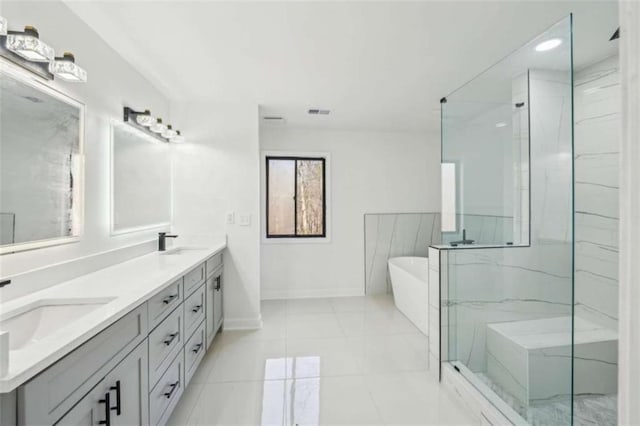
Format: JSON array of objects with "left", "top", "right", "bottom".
[{"left": 0, "top": 244, "right": 225, "bottom": 426}]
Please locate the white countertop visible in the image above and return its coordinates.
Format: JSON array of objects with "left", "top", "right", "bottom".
[{"left": 0, "top": 241, "right": 226, "bottom": 393}]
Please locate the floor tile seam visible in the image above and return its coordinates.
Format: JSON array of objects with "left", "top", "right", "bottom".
[
  {"left": 181, "top": 383, "right": 206, "bottom": 426},
  {"left": 202, "top": 377, "right": 289, "bottom": 385}
]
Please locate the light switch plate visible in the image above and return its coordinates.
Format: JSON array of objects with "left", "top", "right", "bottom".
[
  {"left": 239, "top": 213, "right": 251, "bottom": 226},
  {"left": 226, "top": 212, "right": 235, "bottom": 225}
]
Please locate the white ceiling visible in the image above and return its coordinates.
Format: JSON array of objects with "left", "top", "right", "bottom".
[{"left": 65, "top": 0, "right": 618, "bottom": 132}]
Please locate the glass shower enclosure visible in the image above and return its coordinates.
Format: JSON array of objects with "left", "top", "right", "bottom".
[{"left": 441, "top": 16, "right": 577, "bottom": 425}]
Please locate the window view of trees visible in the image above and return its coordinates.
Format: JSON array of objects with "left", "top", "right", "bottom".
[
  {"left": 267, "top": 157, "right": 325, "bottom": 237},
  {"left": 296, "top": 160, "right": 324, "bottom": 235}
]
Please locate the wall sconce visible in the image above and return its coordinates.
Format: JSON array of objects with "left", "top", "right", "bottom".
[
  {"left": 49, "top": 52, "right": 87, "bottom": 83},
  {"left": 123, "top": 107, "right": 185, "bottom": 143},
  {"left": 0, "top": 17, "right": 87, "bottom": 83}
]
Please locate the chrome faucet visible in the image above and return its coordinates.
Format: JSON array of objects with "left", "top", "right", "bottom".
[
  {"left": 450, "top": 229, "right": 475, "bottom": 246},
  {"left": 158, "top": 232, "right": 178, "bottom": 251}
]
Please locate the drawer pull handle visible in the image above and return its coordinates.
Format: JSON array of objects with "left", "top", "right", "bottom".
[
  {"left": 164, "top": 381, "right": 180, "bottom": 399},
  {"left": 192, "top": 342, "right": 203, "bottom": 354},
  {"left": 163, "top": 332, "right": 179, "bottom": 346},
  {"left": 191, "top": 304, "right": 203, "bottom": 313},
  {"left": 215, "top": 276, "right": 221, "bottom": 291},
  {"left": 99, "top": 392, "right": 111, "bottom": 425},
  {"left": 110, "top": 380, "right": 121, "bottom": 416},
  {"left": 162, "top": 294, "right": 178, "bottom": 305}
]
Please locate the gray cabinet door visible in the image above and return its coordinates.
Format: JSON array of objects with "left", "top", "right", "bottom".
[
  {"left": 103, "top": 342, "right": 149, "bottom": 426},
  {"left": 57, "top": 342, "right": 149, "bottom": 426},
  {"left": 213, "top": 271, "right": 223, "bottom": 332},
  {"left": 205, "top": 275, "right": 216, "bottom": 349},
  {"left": 55, "top": 383, "right": 107, "bottom": 426}
]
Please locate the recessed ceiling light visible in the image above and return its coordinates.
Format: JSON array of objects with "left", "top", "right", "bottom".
[
  {"left": 535, "top": 38, "right": 563, "bottom": 52},
  {"left": 495, "top": 122, "right": 508, "bottom": 128}
]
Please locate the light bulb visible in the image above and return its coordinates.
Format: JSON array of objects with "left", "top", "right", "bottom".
[{"left": 150, "top": 118, "right": 167, "bottom": 134}]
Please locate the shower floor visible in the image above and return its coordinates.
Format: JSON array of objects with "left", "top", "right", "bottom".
[{"left": 476, "top": 372, "right": 617, "bottom": 426}]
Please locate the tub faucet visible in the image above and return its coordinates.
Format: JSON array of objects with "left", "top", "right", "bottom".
[
  {"left": 450, "top": 229, "right": 475, "bottom": 246},
  {"left": 158, "top": 232, "right": 178, "bottom": 251}
]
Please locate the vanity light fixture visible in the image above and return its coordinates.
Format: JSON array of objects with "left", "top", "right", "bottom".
[
  {"left": 0, "top": 19, "right": 87, "bottom": 83},
  {"left": 535, "top": 38, "right": 562, "bottom": 52},
  {"left": 5, "top": 26, "right": 54, "bottom": 62},
  {"left": 0, "top": 16, "right": 8, "bottom": 37},
  {"left": 123, "top": 107, "right": 184, "bottom": 143},
  {"left": 49, "top": 52, "right": 87, "bottom": 82}
]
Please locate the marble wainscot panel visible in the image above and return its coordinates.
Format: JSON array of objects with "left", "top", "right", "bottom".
[{"left": 364, "top": 213, "right": 440, "bottom": 295}]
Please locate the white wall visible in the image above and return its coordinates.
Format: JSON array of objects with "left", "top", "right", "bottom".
[
  {"left": 171, "top": 101, "right": 262, "bottom": 329},
  {"left": 0, "top": 1, "right": 170, "bottom": 279},
  {"left": 260, "top": 126, "right": 440, "bottom": 299}
]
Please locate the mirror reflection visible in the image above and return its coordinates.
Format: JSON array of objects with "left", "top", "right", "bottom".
[
  {"left": 0, "top": 67, "right": 83, "bottom": 252},
  {"left": 111, "top": 124, "right": 171, "bottom": 233}
]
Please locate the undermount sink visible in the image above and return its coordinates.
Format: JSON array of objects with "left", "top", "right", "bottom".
[
  {"left": 161, "top": 247, "right": 208, "bottom": 255},
  {"left": 0, "top": 297, "right": 115, "bottom": 351}
]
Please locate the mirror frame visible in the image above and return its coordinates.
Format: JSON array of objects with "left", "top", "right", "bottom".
[
  {"left": 109, "top": 121, "right": 173, "bottom": 235},
  {"left": 0, "top": 59, "right": 85, "bottom": 255}
]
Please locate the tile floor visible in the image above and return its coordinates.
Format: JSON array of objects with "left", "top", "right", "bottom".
[{"left": 167, "top": 295, "right": 477, "bottom": 425}]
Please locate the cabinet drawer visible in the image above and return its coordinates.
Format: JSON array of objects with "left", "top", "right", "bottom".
[
  {"left": 19, "top": 304, "right": 148, "bottom": 426},
  {"left": 184, "top": 263, "right": 205, "bottom": 297},
  {"left": 206, "top": 253, "right": 223, "bottom": 278},
  {"left": 148, "top": 279, "right": 182, "bottom": 330},
  {"left": 148, "top": 307, "right": 183, "bottom": 388},
  {"left": 149, "top": 349, "right": 184, "bottom": 426},
  {"left": 184, "top": 284, "right": 206, "bottom": 340},
  {"left": 184, "top": 321, "right": 206, "bottom": 387}
]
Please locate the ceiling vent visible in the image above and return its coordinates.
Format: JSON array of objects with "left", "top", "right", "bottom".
[
  {"left": 262, "top": 116, "right": 286, "bottom": 124},
  {"left": 308, "top": 109, "right": 330, "bottom": 115}
]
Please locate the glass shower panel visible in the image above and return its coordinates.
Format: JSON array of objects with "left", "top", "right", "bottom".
[{"left": 442, "top": 16, "right": 574, "bottom": 425}]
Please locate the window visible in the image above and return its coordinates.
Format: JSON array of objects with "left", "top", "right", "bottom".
[{"left": 266, "top": 156, "right": 326, "bottom": 238}]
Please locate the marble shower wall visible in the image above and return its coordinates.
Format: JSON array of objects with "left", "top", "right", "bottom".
[
  {"left": 442, "top": 214, "right": 515, "bottom": 246},
  {"left": 574, "top": 55, "right": 620, "bottom": 330},
  {"left": 364, "top": 213, "right": 441, "bottom": 294}
]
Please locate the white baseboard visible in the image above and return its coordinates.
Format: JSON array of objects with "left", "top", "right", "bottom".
[
  {"left": 261, "top": 287, "right": 364, "bottom": 300},
  {"left": 223, "top": 316, "right": 263, "bottom": 330}
]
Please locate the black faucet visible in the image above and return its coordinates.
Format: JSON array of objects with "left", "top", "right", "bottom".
[
  {"left": 450, "top": 229, "right": 475, "bottom": 246},
  {"left": 158, "top": 232, "right": 178, "bottom": 251}
]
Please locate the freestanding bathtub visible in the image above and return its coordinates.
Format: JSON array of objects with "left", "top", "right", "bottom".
[{"left": 387, "top": 256, "right": 429, "bottom": 335}]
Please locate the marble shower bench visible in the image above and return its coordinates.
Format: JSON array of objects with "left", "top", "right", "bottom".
[{"left": 486, "top": 316, "right": 618, "bottom": 407}]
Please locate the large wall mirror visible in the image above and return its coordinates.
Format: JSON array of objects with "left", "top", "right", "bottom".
[
  {"left": 0, "top": 63, "right": 84, "bottom": 254},
  {"left": 111, "top": 123, "right": 172, "bottom": 234}
]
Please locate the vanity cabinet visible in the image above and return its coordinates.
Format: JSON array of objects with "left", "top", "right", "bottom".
[
  {"left": 6, "top": 250, "right": 223, "bottom": 426},
  {"left": 57, "top": 342, "right": 149, "bottom": 426},
  {"left": 18, "top": 305, "right": 148, "bottom": 426}
]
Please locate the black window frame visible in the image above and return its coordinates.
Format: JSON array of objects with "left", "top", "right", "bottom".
[{"left": 265, "top": 155, "right": 327, "bottom": 239}]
